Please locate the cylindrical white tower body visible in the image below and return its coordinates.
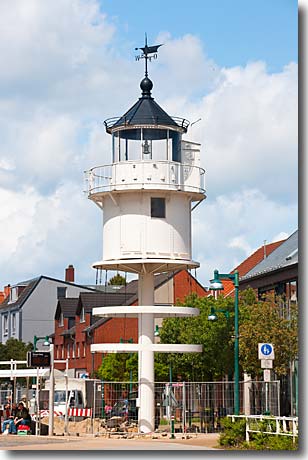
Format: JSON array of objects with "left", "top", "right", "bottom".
[{"left": 102, "top": 191, "right": 192, "bottom": 261}]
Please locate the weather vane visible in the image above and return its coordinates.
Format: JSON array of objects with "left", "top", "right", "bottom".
[{"left": 135, "top": 33, "right": 163, "bottom": 77}]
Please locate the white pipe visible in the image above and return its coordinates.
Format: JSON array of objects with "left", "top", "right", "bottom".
[
  {"left": 48, "top": 344, "right": 54, "bottom": 436},
  {"left": 138, "top": 272, "right": 155, "bottom": 433}
]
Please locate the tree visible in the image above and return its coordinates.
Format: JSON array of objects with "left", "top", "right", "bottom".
[
  {"left": 239, "top": 289, "right": 298, "bottom": 377},
  {"left": 156, "top": 293, "right": 235, "bottom": 381},
  {"left": 108, "top": 274, "right": 127, "bottom": 286},
  {"left": 0, "top": 338, "right": 33, "bottom": 372},
  {"left": 97, "top": 289, "right": 298, "bottom": 383},
  {"left": 97, "top": 353, "right": 138, "bottom": 381}
]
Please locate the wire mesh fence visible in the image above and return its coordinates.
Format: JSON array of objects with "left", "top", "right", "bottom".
[
  {"left": 100, "top": 380, "right": 280, "bottom": 434},
  {"left": 0, "top": 380, "right": 281, "bottom": 436}
]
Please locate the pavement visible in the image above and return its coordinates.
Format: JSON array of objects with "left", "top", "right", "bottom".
[{"left": 0, "top": 433, "right": 220, "bottom": 451}]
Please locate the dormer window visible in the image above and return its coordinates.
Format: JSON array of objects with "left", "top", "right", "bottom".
[
  {"left": 9, "top": 287, "right": 18, "bottom": 303},
  {"left": 80, "top": 307, "right": 85, "bottom": 323},
  {"left": 59, "top": 312, "right": 64, "bottom": 327}
]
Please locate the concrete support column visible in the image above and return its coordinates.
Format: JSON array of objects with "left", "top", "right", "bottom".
[{"left": 138, "top": 271, "right": 155, "bottom": 433}]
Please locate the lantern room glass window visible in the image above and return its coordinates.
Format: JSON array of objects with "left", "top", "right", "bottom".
[
  {"left": 151, "top": 198, "right": 166, "bottom": 218},
  {"left": 112, "top": 128, "right": 181, "bottom": 163}
]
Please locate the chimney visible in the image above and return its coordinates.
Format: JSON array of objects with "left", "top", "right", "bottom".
[
  {"left": 263, "top": 240, "right": 267, "bottom": 260},
  {"left": 4, "top": 284, "right": 10, "bottom": 299},
  {"left": 65, "top": 265, "right": 75, "bottom": 283}
]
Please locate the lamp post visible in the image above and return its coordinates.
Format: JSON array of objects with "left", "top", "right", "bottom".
[{"left": 209, "top": 269, "right": 240, "bottom": 415}]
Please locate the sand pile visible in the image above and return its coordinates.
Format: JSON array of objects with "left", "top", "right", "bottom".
[
  {"left": 40, "top": 417, "right": 104, "bottom": 435},
  {"left": 39, "top": 417, "right": 140, "bottom": 436}
]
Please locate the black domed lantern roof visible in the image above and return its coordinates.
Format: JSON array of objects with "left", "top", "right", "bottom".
[{"left": 104, "top": 37, "right": 189, "bottom": 140}]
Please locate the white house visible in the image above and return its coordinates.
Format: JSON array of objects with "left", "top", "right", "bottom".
[{"left": 0, "top": 265, "right": 97, "bottom": 347}]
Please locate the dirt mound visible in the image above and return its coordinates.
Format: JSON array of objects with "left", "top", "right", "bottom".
[{"left": 40, "top": 417, "right": 104, "bottom": 435}]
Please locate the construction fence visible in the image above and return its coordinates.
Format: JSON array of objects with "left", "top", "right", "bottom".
[{"left": 1, "top": 380, "right": 281, "bottom": 436}]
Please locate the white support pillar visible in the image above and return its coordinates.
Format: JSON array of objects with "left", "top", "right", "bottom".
[
  {"left": 243, "top": 372, "right": 252, "bottom": 416},
  {"left": 138, "top": 271, "right": 155, "bottom": 433}
]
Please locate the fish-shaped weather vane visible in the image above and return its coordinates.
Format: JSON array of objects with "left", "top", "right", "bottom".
[{"left": 135, "top": 33, "right": 163, "bottom": 77}]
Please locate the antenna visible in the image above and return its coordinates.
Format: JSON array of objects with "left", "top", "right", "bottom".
[{"left": 135, "top": 34, "right": 163, "bottom": 77}]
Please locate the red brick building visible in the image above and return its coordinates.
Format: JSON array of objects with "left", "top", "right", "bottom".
[{"left": 53, "top": 269, "right": 207, "bottom": 376}]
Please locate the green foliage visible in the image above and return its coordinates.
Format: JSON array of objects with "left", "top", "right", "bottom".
[
  {"left": 97, "top": 352, "right": 170, "bottom": 382},
  {"left": 239, "top": 292, "right": 298, "bottom": 377},
  {"left": 219, "top": 417, "right": 298, "bottom": 450},
  {"left": 0, "top": 338, "right": 33, "bottom": 365},
  {"left": 97, "top": 353, "right": 137, "bottom": 381},
  {"left": 156, "top": 293, "right": 235, "bottom": 381},
  {"left": 108, "top": 274, "right": 126, "bottom": 286},
  {"left": 219, "top": 417, "right": 246, "bottom": 448},
  {"left": 97, "top": 288, "right": 298, "bottom": 383}
]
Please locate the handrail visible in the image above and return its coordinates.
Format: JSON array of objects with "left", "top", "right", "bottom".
[
  {"left": 103, "top": 116, "right": 190, "bottom": 130},
  {"left": 86, "top": 160, "right": 205, "bottom": 176},
  {"left": 84, "top": 161, "right": 206, "bottom": 196}
]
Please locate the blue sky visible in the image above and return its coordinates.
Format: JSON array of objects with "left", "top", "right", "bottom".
[
  {"left": 100, "top": 0, "right": 297, "bottom": 72},
  {"left": 0, "top": 0, "right": 298, "bottom": 289}
]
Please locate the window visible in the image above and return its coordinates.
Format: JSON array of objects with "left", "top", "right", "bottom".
[
  {"left": 9, "top": 287, "right": 18, "bottom": 303},
  {"left": 67, "top": 344, "right": 70, "bottom": 358},
  {"left": 11, "top": 313, "right": 16, "bottom": 335},
  {"left": 57, "top": 287, "right": 67, "bottom": 299},
  {"left": 3, "top": 315, "right": 8, "bottom": 335},
  {"left": 151, "top": 197, "right": 166, "bottom": 218},
  {"left": 77, "top": 343, "right": 80, "bottom": 358},
  {"left": 83, "top": 342, "right": 86, "bottom": 357},
  {"left": 80, "top": 307, "right": 85, "bottom": 323},
  {"left": 59, "top": 312, "right": 64, "bottom": 327}
]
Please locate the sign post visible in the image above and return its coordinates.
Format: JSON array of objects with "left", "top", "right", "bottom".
[{"left": 258, "top": 343, "right": 274, "bottom": 415}]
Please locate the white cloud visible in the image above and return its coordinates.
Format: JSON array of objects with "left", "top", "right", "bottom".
[
  {"left": 0, "top": 1, "right": 297, "bottom": 290},
  {"left": 192, "top": 189, "right": 297, "bottom": 287},
  {"left": 0, "top": 183, "right": 101, "bottom": 285}
]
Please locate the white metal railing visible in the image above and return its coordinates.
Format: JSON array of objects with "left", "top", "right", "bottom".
[
  {"left": 228, "top": 414, "right": 298, "bottom": 444},
  {"left": 84, "top": 160, "right": 206, "bottom": 196}
]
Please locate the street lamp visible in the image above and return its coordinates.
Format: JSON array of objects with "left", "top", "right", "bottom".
[
  {"left": 209, "top": 269, "right": 240, "bottom": 415},
  {"left": 33, "top": 335, "right": 50, "bottom": 351},
  {"left": 207, "top": 306, "right": 230, "bottom": 322}
]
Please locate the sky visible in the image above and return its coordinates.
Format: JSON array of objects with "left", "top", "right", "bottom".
[{"left": 0, "top": 0, "right": 298, "bottom": 290}]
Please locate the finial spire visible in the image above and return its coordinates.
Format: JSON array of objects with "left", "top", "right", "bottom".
[{"left": 135, "top": 34, "right": 163, "bottom": 78}]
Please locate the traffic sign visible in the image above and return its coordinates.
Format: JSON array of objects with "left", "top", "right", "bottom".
[
  {"left": 261, "top": 359, "right": 273, "bottom": 369},
  {"left": 258, "top": 343, "right": 274, "bottom": 360},
  {"left": 263, "top": 369, "right": 271, "bottom": 382}
]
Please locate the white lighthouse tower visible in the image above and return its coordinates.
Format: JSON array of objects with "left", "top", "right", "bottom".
[{"left": 85, "top": 39, "right": 206, "bottom": 433}]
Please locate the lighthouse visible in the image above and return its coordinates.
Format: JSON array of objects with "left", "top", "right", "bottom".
[{"left": 85, "top": 38, "right": 206, "bottom": 433}]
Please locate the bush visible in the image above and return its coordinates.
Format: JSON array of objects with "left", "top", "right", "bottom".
[
  {"left": 219, "top": 417, "right": 298, "bottom": 450},
  {"left": 219, "top": 417, "right": 246, "bottom": 448}
]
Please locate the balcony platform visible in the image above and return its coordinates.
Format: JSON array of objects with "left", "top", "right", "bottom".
[
  {"left": 90, "top": 343, "right": 202, "bottom": 353},
  {"left": 85, "top": 160, "right": 206, "bottom": 201},
  {"left": 92, "top": 258, "right": 199, "bottom": 274},
  {"left": 92, "top": 305, "right": 200, "bottom": 318}
]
